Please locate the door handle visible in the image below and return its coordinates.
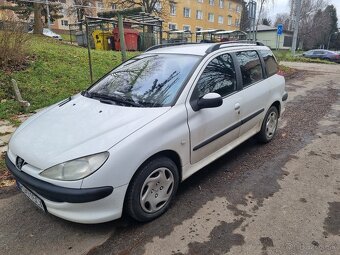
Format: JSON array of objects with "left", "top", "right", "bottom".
[{"left": 234, "top": 103, "right": 240, "bottom": 111}]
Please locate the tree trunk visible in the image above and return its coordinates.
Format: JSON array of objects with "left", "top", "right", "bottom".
[{"left": 33, "top": 3, "right": 43, "bottom": 34}]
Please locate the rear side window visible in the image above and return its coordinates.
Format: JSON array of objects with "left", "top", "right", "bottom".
[
  {"left": 260, "top": 50, "right": 279, "bottom": 77},
  {"left": 236, "top": 51, "right": 263, "bottom": 87}
]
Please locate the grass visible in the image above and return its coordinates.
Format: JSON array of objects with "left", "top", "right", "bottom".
[
  {"left": 273, "top": 50, "right": 335, "bottom": 64},
  {"left": 0, "top": 35, "right": 140, "bottom": 120},
  {"left": 60, "top": 33, "right": 76, "bottom": 42}
]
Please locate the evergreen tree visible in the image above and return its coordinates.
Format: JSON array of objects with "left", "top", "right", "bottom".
[
  {"left": 2, "top": 0, "right": 64, "bottom": 34},
  {"left": 240, "top": 0, "right": 250, "bottom": 31}
]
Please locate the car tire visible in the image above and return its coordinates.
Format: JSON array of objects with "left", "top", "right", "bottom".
[
  {"left": 125, "top": 157, "right": 179, "bottom": 222},
  {"left": 256, "top": 106, "right": 279, "bottom": 143}
]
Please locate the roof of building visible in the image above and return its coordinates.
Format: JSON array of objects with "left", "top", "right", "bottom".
[{"left": 248, "top": 24, "right": 293, "bottom": 33}]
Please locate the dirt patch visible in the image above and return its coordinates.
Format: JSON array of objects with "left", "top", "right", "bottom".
[
  {"left": 299, "top": 198, "right": 307, "bottom": 203},
  {"left": 324, "top": 202, "right": 340, "bottom": 236},
  {"left": 260, "top": 237, "right": 274, "bottom": 255},
  {"left": 331, "top": 154, "right": 340, "bottom": 159},
  {"left": 0, "top": 184, "right": 18, "bottom": 199},
  {"left": 0, "top": 154, "right": 14, "bottom": 188},
  {"left": 183, "top": 219, "right": 245, "bottom": 255}
]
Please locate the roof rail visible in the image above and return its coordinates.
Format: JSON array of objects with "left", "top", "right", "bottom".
[
  {"left": 146, "top": 42, "right": 200, "bottom": 52},
  {"left": 205, "top": 41, "right": 265, "bottom": 53}
]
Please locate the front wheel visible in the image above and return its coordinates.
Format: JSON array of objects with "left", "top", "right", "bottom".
[
  {"left": 125, "top": 157, "right": 179, "bottom": 222},
  {"left": 256, "top": 106, "right": 279, "bottom": 143}
]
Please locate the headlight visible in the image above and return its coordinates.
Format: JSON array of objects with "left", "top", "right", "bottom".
[{"left": 40, "top": 152, "right": 109, "bottom": 181}]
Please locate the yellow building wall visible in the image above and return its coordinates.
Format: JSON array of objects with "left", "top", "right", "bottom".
[{"left": 166, "top": 0, "right": 242, "bottom": 32}]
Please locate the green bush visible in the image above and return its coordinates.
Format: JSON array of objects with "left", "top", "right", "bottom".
[{"left": 0, "top": 18, "right": 31, "bottom": 70}]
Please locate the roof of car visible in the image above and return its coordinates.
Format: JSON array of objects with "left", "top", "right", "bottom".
[{"left": 146, "top": 42, "right": 269, "bottom": 56}]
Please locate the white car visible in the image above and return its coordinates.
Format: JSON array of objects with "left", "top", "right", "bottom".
[
  {"left": 29, "top": 28, "right": 62, "bottom": 41},
  {"left": 6, "top": 42, "right": 287, "bottom": 224}
]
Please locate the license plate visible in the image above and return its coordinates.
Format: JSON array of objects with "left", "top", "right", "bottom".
[{"left": 17, "top": 182, "right": 46, "bottom": 212}]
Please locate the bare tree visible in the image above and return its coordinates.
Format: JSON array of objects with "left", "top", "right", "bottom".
[
  {"left": 274, "top": 13, "right": 290, "bottom": 28},
  {"left": 240, "top": 0, "right": 250, "bottom": 31},
  {"left": 290, "top": 0, "right": 329, "bottom": 49},
  {"left": 256, "top": 0, "right": 274, "bottom": 37},
  {"left": 68, "top": 0, "right": 95, "bottom": 22},
  {"left": 107, "top": 0, "right": 169, "bottom": 18},
  {"left": 3, "top": 0, "right": 64, "bottom": 34}
]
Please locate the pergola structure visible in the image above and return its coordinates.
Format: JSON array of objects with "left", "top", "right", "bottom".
[{"left": 70, "top": 8, "right": 163, "bottom": 83}]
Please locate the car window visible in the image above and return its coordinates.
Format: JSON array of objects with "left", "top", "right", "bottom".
[
  {"left": 313, "top": 51, "right": 324, "bottom": 55},
  {"left": 87, "top": 54, "right": 200, "bottom": 107},
  {"left": 236, "top": 51, "right": 263, "bottom": 87},
  {"left": 195, "top": 53, "right": 237, "bottom": 98},
  {"left": 259, "top": 50, "right": 279, "bottom": 77}
]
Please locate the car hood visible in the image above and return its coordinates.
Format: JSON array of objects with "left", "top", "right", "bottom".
[{"left": 9, "top": 95, "right": 170, "bottom": 170}]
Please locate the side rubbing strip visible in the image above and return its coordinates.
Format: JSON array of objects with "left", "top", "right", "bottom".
[{"left": 193, "top": 108, "right": 264, "bottom": 151}]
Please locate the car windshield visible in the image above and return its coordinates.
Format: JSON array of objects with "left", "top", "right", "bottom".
[{"left": 86, "top": 54, "right": 200, "bottom": 107}]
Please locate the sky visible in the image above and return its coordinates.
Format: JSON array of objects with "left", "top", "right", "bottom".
[{"left": 268, "top": 0, "right": 340, "bottom": 26}]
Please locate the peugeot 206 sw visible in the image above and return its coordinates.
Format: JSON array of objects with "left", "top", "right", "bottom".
[{"left": 6, "top": 42, "right": 287, "bottom": 223}]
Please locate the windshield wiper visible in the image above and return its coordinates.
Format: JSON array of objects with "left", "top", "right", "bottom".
[
  {"left": 87, "top": 91, "right": 140, "bottom": 107},
  {"left": 136, "top": 101, "right": 163, "bottom": 107}
]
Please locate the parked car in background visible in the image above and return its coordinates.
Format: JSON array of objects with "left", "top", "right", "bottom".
[
  {"left": 303, "top": 49, "right": 340, "bottom": 63},
  {"left": 28, "top": 28, "right": 62, "bottom": 41},
  {"left": 6, "top": 42, "right": 287, "bottom": 224}
]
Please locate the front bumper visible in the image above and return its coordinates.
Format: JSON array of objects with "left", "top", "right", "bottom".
[
  {"left": 6, "top": 153, "right": 128, "bottom": 223},
  {"left": 5, "top": 153, "right": 113, "bottom": 203}
]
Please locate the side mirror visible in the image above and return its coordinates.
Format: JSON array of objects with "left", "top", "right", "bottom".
[{"left": 194, "top": 93, "right": 223, "bottom": 111}]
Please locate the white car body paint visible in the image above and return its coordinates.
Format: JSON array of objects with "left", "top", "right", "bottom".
[{"left": 7, "top": 44, "right": 286, "bottom": 223}]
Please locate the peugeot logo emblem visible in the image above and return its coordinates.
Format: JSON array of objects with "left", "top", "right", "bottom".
[{"left": 16, "top": 157, "right": 25, "bottom": 171}]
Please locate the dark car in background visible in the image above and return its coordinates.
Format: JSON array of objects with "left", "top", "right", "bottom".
[{"left": 303, "top": 49, "right": 340, "bottom": 63}]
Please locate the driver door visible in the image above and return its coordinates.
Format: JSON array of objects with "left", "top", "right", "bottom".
[{"left": 186, "top": 53, "right": 241, "bottom": 164}]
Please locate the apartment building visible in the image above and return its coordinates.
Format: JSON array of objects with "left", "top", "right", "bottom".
[{"left": 166, "top": 0, "right": 242, "bottom": 32}]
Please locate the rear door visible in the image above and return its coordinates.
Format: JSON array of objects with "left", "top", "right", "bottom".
[
  {"left": 234, "top": 50, "right": 268, "bottom": 136},
  {"left": 186, "top": 53, "right": 241, "bottom": 164}
]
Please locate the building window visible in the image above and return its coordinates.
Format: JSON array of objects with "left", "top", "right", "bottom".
[
  {"left": 170, "top": 3, "right": 176, "bottom": 16},
  {"left": 209, "top": 0, "right": 214, "bottom": 6},
  {"left": 61, "top": 20, "right": 68, "bottom": 26},
  {"left": 169, "top": 23, "right": 177, "bottom": 30},
  {"left": 235, "top": 18, "right": 240, "bottom": 27},
  {"left": 196, "top": 27, "right": 203, "bottom": 32},
  {"left": 183, "top": 25, "right": 191, "bottom": 31},
  {"left": 196, "top": 10, "right": 203, "bottom": 20},
  {"left": 228, "top": 2, "right": 232, "bottom": 10},
  {"left": 219, "top": 0, "right": 223, "bottom": 8},
  {"left": 218, "top": 16, "right": 223, "bottom": 24},
  {"left": 183, "top": 7, "right": 191, "bottom": 18},
  {"left": 208, "top": 13, "right": 214, "bottom": 22},
  {"left": 236, "top": 4, "right": 241, "bottom": 13},
  {"left": 96, "top": 2, "right": 104, "bottom": 9},
  {"left": 155, "top": 2, "right": 162, "bottom": 12},
  {"left": 111, "top": 3, "right": 116, "bottom": 9},
  {"left": 228, "top": 15, "right": 232, "bottom": 25},
  {"left": 198, "top": 0, "right": 203, "bottom": 3}
]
